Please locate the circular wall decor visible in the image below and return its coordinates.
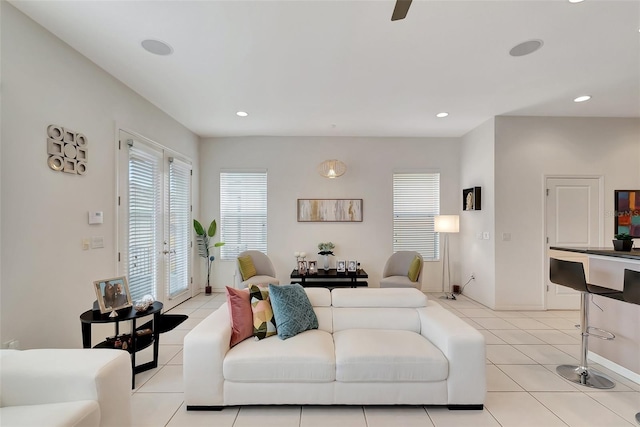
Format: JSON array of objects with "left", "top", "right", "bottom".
[
  {"left": 76, "top": 134, "right": 87, "bottom": 147},
  {"left": 64, "top": 143, "right": 77, "bottom": 159},
  {"left": 48, "top": 155, "right": 64, "bottom": 171},
  {"left": 47, "top": 125, "right": 63, "bottom": 140},
  {"left": 47, "top": 124, "right": 88, "bottom": 175},
  {"left": 77, "top": 162, "right": 87, "bottom": 175}
]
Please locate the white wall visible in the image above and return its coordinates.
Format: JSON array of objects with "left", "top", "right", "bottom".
[
  {"left": 460, "top": 119, "right": 496, "bottom": 308},
  {"left": 199, "top": 136, "right": 461, "bottom": 292},
  {"left": 0, "top": 3, "right": 200, "bottom": 349},
  {"left": 493, "top": 116, "right": 640, "bottom": 310}
]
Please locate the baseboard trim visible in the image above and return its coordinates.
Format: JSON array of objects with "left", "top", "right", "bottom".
[
  {"left": 588, "top": 351, "right": 640, "bottom": 385},
  {"left": 492, "top": 304, "right": 546, "bottom": 311}
]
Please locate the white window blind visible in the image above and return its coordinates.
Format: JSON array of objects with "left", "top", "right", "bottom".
[
  {"left": 220, "top": 171, "right": 267, "bottom": 260},
  {"left": 393, "top": 173, "right": 440, "bottom": 260},
  {"left": 167, "top": 157, "right": 191, "bottom": 298},
  {"left": 127, "top": 143, "right": 162, "bottom": 302}
]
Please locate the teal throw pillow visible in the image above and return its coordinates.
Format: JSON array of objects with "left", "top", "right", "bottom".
[{"left": 268, "top": 284, "right": 318, "bottom": 340}]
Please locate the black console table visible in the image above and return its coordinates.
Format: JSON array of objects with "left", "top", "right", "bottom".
[
  {"left": 290, "top": 268, "right": 368, "bottom": 288},
  {"left": 80, "top": 302, "right": 163, "bottom": 388}
]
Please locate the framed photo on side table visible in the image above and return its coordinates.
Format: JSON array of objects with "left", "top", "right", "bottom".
[
  {"left": 347, "top": 260, "right": 358, "bottom": 272},
  {"left": 336, "top": 260, "right": 346, "bottom": 272},
  {"left": 297, "top": 261, "right": 308, "bottom": 275},
  {"left": 93, "top": 276, "right": 132, "bottom": 314},
  {"left": 308, "top": 260, "right": 317, "bottom": 275}
]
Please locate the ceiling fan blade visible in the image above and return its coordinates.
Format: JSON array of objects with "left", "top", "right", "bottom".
[{"left": 391, "top": 0, "right": 413, "bottom": 21}]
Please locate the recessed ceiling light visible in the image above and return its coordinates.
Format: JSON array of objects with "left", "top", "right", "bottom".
[
  {"left": 568, "top": 0, "right": 584, "bottom": 3},
  {"left": 436, "top": 112, "right": 449, "bottom": 118},
  {"left": 141, "top": 39, "right": 173, "bottom": 56},
  {"left": 236, "top": 111, "right": 248, "bottom": 117},
  {"left": 574, "top": 95, "right": 592, "bottom": 103},
  {"left": 509, "top": 39, "right": 544, "bottom": 57}
]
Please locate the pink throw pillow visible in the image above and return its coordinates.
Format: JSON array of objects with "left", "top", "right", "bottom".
[{"left": 226, "top": 286, "right": 253, "bottom": 347}]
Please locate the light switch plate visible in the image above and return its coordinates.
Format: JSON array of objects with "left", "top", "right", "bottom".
[
  {"left": 483, "top": 232, "right": 490, "bottom": 240},
  {"left": 91, "top": 236, "right": 104, "bottom": 249}
]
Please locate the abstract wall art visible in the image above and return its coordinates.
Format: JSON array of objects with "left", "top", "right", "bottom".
[
  {"left": 615, "top": 190, "right": 640, "bottom": 238},
  {"left": 297, "top": 199, "right": 363, "bottom": 222}
]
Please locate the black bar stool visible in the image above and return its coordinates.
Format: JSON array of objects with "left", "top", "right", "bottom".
[
  {"left": 549, "top": 258, "right": 616, "bottom": 389},
  {"left": 622, "top": 269, "right": 640, "bottom": 425}
]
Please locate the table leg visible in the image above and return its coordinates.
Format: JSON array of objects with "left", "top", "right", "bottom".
[
  {"left": 131, "top": 318, "right": 136, "bottom": 389},
  {"left": 81, "top": 323, "right": 91, "bottom": 349},
  {"left": 152, "top": 311, "right": 160, "bottom": 369}
]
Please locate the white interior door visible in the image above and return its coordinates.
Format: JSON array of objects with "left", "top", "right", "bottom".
[
  {"left": 118, "top": 130, "right": 192, "bottom": 311},
  {"left": 545, "top": 177, "right": 601, "bottom": 309}
]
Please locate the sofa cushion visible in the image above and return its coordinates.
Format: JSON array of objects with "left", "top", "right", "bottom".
[
  {"left": 223, "top": 329, "right": 335, "bottom": 382},
  {"left": 380, "top": 276, "right": 421, "bottom": 288},
  {"left": 225, "top": 286, "right": 253, "bottom": 347},
  {"left": 331, "top": 288, "right": 427, "bottom": 308},
  {"left": 269, "top": 283, "right": 318, "bottom": 340},
  {"left": 334, "top": 329, "right": 448, "bottom": 382},
  {"left": 407, "top": 255, "right": 421, "bottom": 282},
  {"left": 304, "top": 287, "right": 331, "bottom": 307},
  {"left": 333, "top": 307, "right": 421, "bottom": 333},
  {"left": 249, "top": 285, "right": 277, "bottom": 339},
  {"left": 238, "top": 255, "right": 257, "bottom": 281},
  {"left": 0, "top": 400, "right": 100, "bottom": 427}
]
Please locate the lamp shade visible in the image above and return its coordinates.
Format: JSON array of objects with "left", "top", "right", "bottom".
[
  {"left": 318, "top": 159, "right": 346, "bottom": 178},
  {"left": 434, "top": 215, "right": 459, "bottom": 233}
]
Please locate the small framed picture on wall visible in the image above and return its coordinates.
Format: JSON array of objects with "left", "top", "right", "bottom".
[{"left": 463, "top": 187, "right": 482, "bottom": 211}]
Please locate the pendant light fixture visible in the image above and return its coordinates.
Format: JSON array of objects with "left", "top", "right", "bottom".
[{"left": 318, "top": 159, "right": 346, "bottom": 179}]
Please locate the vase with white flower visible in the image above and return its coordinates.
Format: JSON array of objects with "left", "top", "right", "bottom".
[{"left": 318, "top": 242, "right": 335, "bottom": 271}]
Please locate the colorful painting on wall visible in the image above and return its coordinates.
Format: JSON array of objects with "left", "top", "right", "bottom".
[{"left": 614, "top": 190, "right": 640, "bottom": 238}]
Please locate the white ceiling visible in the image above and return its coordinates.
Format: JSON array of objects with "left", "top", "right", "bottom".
[{"left": 10, "top": 0, "right": 640, "bottom": 138}]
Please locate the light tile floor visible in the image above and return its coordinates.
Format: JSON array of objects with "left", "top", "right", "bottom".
[{"left": 131, "top": 292, "right": 640, "bottom": 426}]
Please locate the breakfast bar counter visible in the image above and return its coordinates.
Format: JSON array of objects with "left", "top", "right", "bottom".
[{"left": 550, "top": 247, "right": 640, "bottom": 382}]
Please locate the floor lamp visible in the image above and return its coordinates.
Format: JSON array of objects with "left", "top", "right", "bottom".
[{"left": 435, "top": 215, "right": 459, "bottom": 300}]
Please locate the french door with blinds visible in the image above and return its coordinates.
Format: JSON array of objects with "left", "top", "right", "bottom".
[{"left": 118, "top": 130, "right": 192, "bottom": 311}]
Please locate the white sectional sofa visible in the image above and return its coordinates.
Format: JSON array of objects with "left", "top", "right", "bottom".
[
  {"left": 0, "top": 349, "right": 132, "bottom": 427},
  {"left": 184, "top": 287, "right": 486, "bottom": 410}
]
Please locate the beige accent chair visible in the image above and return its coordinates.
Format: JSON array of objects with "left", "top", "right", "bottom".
[
  {"left": 235, "top": 250, "right": 280, "bottom": 288},
  {"left": 379, "top": 251, "right": 424, "bottom": 289}
]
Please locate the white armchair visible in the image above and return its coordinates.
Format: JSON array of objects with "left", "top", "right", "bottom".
[
  {"left": 234, "top": 250, "right": 280, "bottom": 288},
  {"left": 379, "top": 251, "right": 424, "bottom": 289},
  {"left": 0, "top": 349, "right": 132, "bottom": 427}
]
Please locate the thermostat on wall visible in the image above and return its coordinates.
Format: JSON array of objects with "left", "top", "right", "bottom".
[{"left": 89, "top": 211, "right": 103, "bottom": 225}]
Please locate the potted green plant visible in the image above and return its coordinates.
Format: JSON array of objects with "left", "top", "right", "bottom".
[
  {"left": 193, "top": 219, "right": 225, "bottom": 294},
  {"left": 612, "top": 232, "right": 634, "bottom": 252}
]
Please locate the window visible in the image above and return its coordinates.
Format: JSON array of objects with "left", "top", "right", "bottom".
[
  {"left": 220, "top": 171, "right": 267, "bottom": 260},
  {"left": 392, "top": 172, "right": 440, "bottom": 260}
]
